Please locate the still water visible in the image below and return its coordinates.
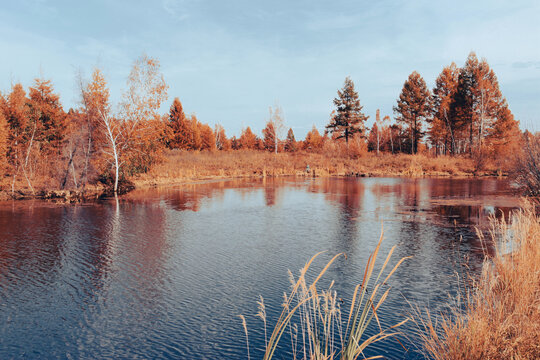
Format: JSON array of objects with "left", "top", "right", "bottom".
[{"left": 0, "top": 177, "right": 518, "bottom": 359}]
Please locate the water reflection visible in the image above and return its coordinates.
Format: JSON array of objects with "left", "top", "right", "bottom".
[{"left": 0, "top": 177, "right": 519, "bottom": 359}]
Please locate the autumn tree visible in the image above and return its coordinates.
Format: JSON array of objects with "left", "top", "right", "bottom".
[
  {"left": 82, "top": 54, "right": 168, "bottom": 194},
  {"left": 367, "top": 122, "right": 379, "bottom": 153},
  {"left": 394, "top": 71, "right": 431, "bottom": 154},
  {"left": 304, "top": 126, "right": 324, "bottom": 150},
  {"left": 121, "top": 54, "right": 168, "bottom": 175},
  {"left": 215, "top": 124, "right": 231, "bottom": 150},
  {"left": 81, "top": 69, "right": 118, "bottom": 191},
  {"left": 28, "top": 78, "right": 66, "bottom": 154},
  {"left": 284, "top": 128, "right": 297, "bottom": 152},
  {"left": 429, "top": 63, "right": 460, "bottom": 154},
  {"left": 167, "top": 97, "right": 190, "bottom": 149},
  {"left": 189, "top": 115, "right": 202, "bottom": 150},
  {"left": 454, "top": 52, "right": 505, "bottom": 155},
  {"left": 371, "top": 109, "right": 390, "bottom": 155},
  {"left": 199, "top": 122, "right": 215, "bottom": 151},
  {"left": 2, "top": 84, "right": 30, "bottom": 190},
  {"left": 487, "top": 103, "right": 521, "bottom": 162},
  {"left": 0, "top": 111, "right": 8, "bottom": 173},
  {"left": 263, "top": 104, "right": 285, "bottom": 153},
  {"left": 326, "top": 77, "right": 368, "bottom": 144},
  {"left": 239, "top": 126, "right": 258, "bottom": 149}
]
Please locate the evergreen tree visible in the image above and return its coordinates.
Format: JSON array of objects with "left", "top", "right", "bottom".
[
  {"left": 167, "top": 97, "right": 190, "bottom": 149},
  {"left": 284, "top": 128, "right": 297, "bottom": 152},
  {"left": 393, "top": 71, "right": 431, "bottom": 154},
  {"left": 326, "top": 77, "right": 368, "bottom": 144},
  {"left": 262, "top": 121, "right": 276, "bottom": 152}
]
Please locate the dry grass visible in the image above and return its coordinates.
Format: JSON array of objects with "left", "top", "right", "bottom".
[
  {"left": 133, "top": 149, "right": 492, "bottom": 188},
  {"left": 417, "top": 201, "right": 540, "bottom": 359},
  {"left": 241, "top": 230, "right": 410, "bottom": 360}
]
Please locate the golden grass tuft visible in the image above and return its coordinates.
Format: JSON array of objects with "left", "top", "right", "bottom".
[
  {"left": 242, "top": 229, "right": 411, "bottom": 360},
  {"left": 417, "top": 201, "right": 540, "bottom": 359}
]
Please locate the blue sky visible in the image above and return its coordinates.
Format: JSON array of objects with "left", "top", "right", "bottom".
[{"left": 1, "top": 0, "right": 539, "bottom": 138}]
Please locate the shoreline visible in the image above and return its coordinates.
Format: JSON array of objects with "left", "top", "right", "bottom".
[
  {"left": 0, "top": 150, "right": 511, "bottom": 203},
  {"left": 0, "top": 172, "right": 508, "bottom": 204}
]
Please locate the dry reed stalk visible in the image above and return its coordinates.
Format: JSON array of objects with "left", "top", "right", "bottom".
[
  {"left": 416, "top": 201, "right": 540, "bottom": 359},
  {"left": 240, "top": 228, "right": 410, "bottom": 360}
]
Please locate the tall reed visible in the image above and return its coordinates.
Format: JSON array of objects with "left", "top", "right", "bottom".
[
  {"left": 242, "top": 230, "right": 410, "bottom": 360},
  {"left": 417, "top": 201, "right": 540, "bottom": 359}
]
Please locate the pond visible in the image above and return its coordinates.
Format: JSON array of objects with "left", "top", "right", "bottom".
[{"left": 0, "top": 177, "right": 519, "bottom": 359}]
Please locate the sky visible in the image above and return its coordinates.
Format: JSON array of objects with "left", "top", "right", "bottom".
[{"left": 1, "top": 0, "right": 539, "bottom": 138}]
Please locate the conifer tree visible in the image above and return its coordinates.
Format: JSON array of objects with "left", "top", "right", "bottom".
[
  {"left": 262, "top": 121, "right": 276, "bottom": 152},
  {"left": 167, "top": 97, "right": 190, "bottom": 149},
  {"left": 394, "top": 71, "right": 431, "bottom": 154},
  {"left": 284, "top": 128, "right": 297, "bottom": 152},
  {"left": 326, "top": 77, "right": 368, "bottom": 144}
]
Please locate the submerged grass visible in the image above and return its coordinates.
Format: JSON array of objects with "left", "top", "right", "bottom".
[
  {"left": 417, "top": 201, "right": 540, "bottom": 359},
  {"left": 241, "top": 229, "right": 411, "bottom": 360}
]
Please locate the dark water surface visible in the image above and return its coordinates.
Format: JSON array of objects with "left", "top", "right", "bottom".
[{"left": 0, "top": 177, "right": 519, "bottom": 359}]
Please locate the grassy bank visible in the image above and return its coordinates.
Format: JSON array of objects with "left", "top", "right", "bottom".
[
  {"left": 419, "top": 202, "right": 540, "bottom": 359},
  {"left": 0, "top": 149, "right": 503, "bottom": 201},
  {"left": 132, "top": 150, "right": 497, "bottom": 188}
]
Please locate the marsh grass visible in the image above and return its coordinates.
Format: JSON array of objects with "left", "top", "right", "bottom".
[
  {"left": 241, "top": 230, "right": 411, "bottom": 360},
  {"left": 416, "top": 201, "right": 540, "bottom": 359},
  {"left": 131, "top": 150, "right": 489, "bottom": 189}
]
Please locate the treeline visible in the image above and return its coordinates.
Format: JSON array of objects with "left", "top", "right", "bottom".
[
  {"left": 165, "top": 52, "right": 522, "bottom": 161},
  {"left": 0, "top": 51, "right": 526, "bottom": 195}
]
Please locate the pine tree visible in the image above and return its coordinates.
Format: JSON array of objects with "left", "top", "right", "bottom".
[
  {"left": 284, "top": 128, "right": 297, "bottom": 152},
  {"left": 326, "top": 77, "right": 369, "bottom": 144},
  {"left": 262, "top": 121, "right": 276, "bottom": 152},
  {"left": 393, "top": 71, "right": 431, "bottom": 154},
  {"left": 167, "top": 97, "right": 191, "bottom": 149}
]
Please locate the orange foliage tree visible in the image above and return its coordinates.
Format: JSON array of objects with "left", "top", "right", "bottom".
[
  {"left": 167, "top": 97, "right": 191, "bottom": 149},
  {"left": 81, "top": 54, "right": 168, "bottom": 194},
  {"left": 215, "top": 124, "right": 231, "bottom": 150},
  {"left": 284, "top": 128, "right": 297, "bottom": 152},
  {"left": 394, "top": 71, "right": 431, "bottom": 154},
  {"left": 0, "top": 110, "right": 8, "bottom": 173},
  {"left": 28, "top": 78, "right": 67, "bottom": 154},
  {"left": 239, "top": 126, "right": 258, "bottom": 149},
  {"left": 429, "top": 63, "right": 460, "bottom": 155},
  {"left": 304, "top": 125, "right": 324, "bottom": 150}
]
